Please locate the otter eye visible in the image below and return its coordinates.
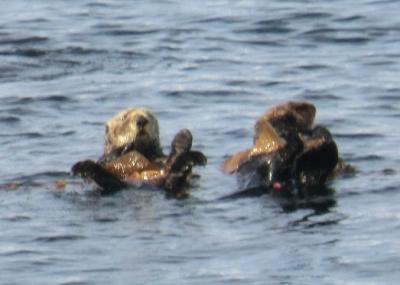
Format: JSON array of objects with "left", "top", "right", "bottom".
[{"left": 136, "top": 116, "right": 148, "bottom": 128}]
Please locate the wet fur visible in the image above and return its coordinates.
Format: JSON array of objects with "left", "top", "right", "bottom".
[
  {"left": 72, "top": 108, "right": 206, "bottom": 197},
  {"left": 223, "top": 101, "right": 350, "bottom": 200}
]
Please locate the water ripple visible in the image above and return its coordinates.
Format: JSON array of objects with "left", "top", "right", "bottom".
[
  {"left": 334, "top": 133, "right": 384, "bottom": 139},
  {"left": 34, "top": 235, "right": 86, "bottom": 243},
  {"left": 0, "top": 1, "right": 399, "bottom": 284},
  {"left": 102, "top": 28, "right": 159, "bottom": 36},
  {"left": 0, "top": 35, "right": 49, "bottom": 45},
  {"left": 0, "top": 116, "right": 20, "bottom": 123}
]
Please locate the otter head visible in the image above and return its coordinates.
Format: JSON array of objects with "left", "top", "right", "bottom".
[
  {"left": 104, "top": 108, "right": 163, "bottom": 159},
  {"left": 262, "top": 101, "right": 316, "bottom": 133}
]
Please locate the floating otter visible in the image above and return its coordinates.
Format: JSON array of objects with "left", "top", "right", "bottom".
[
  {"left": 222, "top": 101, "right": 351, "bottom": 202},
  {"left": 72, "top": 108, "right": 206, "bottom": 197}
]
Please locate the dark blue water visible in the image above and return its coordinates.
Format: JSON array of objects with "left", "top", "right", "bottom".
[{"left": 1, "top": 1, "right": 400, "bottom": 284}]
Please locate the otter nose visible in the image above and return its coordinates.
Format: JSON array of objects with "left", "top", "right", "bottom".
[{"left": 136, "top": 116, "right": 148, "bottom": 130}]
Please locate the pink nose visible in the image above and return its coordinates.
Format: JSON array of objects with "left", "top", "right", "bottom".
[{"left": 272, "top": 181, "right": 282, "bottom": 191}]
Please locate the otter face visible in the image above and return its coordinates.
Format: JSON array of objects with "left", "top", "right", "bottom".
[{"left": 104, "top": 108, "right": 161, "bottom": 157}]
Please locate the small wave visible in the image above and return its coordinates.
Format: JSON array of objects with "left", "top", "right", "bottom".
[
  {"left": 329, "top": 37, "right": 371, "bottom": 44},
  {"left": 94, "top": 216, "right": 119, "bottom": 223},
  {"left": 10, "top": 95, "right": 75, "bottom": 105},
  {"left": 299, "top": 92, "right": 342, "bottom": 101},
  {"left": 85, "top": 1, "right": 113, "bottom": 8},
  {"left": 0, "top": 48, "right": 47, "bottom": 57},
  {"left": 61, "top": 130, "right": 76, "bottom": 136},
  {"left": 334, "top": 133, "right": 383, "bottom": 139},
  {"left": 235, "top": 25, "right": 293, "bottom": 35},
  {"left": 225, "top": 79, "right": 274, "bottom": 88},
  {"left": 302, "top": 28, "right": 371, "bottom": 45},
  {"left": 0, "top": 116, "right": 20, "bottom": 123},
  {"left": 81, "top": 267, "right": 120, "bottom": 273},
  {"left": 164, "top": 89, "right": 248, "bottom": 98},
  {"left": 34, "top": 235, "right": 86, "bottom": 243},
  {"left": 297, "top": 64, "right": 331, "bottom": 71},
  {"left": 2, "top": 215, "right": 31, "bottom": 222},
  {"left": 288, "top": 213, "right": 345, "bottom": 229},
  {"left": 0, "top": 249, "right": 38, "bottom": 257},
  {"left": 363, "top": 60, "right": 394, "bottom": 67},
  {"left": 238, "top": 39, "right": 284, "bottom": 47},
  {"left": 37, "top": 95, "right": 73, "bottom": 103},
  {"left": 377, "top": 94, "right": 400, "bottom": 101},
  {"left": 260, "top": 81, "right": 285, "bottom": 87},
  {"left": 348, "top": 154, "right": 384, "bottom": 162},
  {"left": 334, "top": 15, "right": 365, "bottom": 23},
  {"left": 382, "top": 168, "right": 396, "bottom": 175},
  {"left": 102, "top": 29, "right": 159, "bottom": 37},
  {"left": 234, "top": 18, "right": 294, "bottom": 35},
  {"left": 190, "top": 16, "right": 243, "bottom": 25},
  {"left": 368, "top": 185, "right": 399, "bottom": 195},
  {"left": 289, "top": 12, "right": 332, "bottom": 21},
  {"left": 222, "top": 128, "right": 250, "bottom": 138},
  {"left": 0, "top": 132, "right": 44, "bottom": 139},
  {"left": 60, "top": 46, "right": 106, "bottom": 55},
  {"left": 0, "top": 36, "right": 49, "bottom": 45}
]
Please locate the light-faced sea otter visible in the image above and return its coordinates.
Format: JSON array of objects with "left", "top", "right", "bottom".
[
  {"left": 222, "top": 101, "right": 352, "bottom": 203},
  {"left": 72, "top": 108, "right": 206, "bottom": 197}
]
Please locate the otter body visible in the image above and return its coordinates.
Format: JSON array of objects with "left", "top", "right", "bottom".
[
  {"left": 72, "top": 108, "right": 206, "bottom": 197},
  {"left": 223, "top": 101, "right": 349, "bottom": 201}
]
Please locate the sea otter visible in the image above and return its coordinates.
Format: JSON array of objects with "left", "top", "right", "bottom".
[
  {"left": 222, "top": 101, "right": 351, "bottom": 201},
  {"left": 72, "top": 108, "right": 206, "bottom": 197}
]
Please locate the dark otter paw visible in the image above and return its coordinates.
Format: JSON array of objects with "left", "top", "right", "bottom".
[
  {"left": 167, "top": 129, "right": 207, "bottom": 171},
  {"left": 187, "top": 151, "right": 207, "bottom": 166},
  {"left": 71, "top": 160, "right": 99, "bottom": 178},
  {"left": 163, "top": 129, "right": 207, "bottom": 195},
  {"left": 171, "top": 128, "right": 193, "bottom": 155},
  {"left": 71, "top": 160, "right": 127, "bottom": 193}
]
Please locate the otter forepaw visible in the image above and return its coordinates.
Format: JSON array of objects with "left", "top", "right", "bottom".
[
  {"left": 71, "top": 160, "right": 127, "bottom": 193},
  {"left": 187, "top": 151, "right": 207, "bottom": 166},
  {"left": 71, "top": 160, "right": 99, "bottom": 178},
  {"left": 171, "top": 128, "right": 193, "bottom": 155}
]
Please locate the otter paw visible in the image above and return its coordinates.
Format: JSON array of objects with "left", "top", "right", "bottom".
[
  {"left": 71, "top": 160, "right": 127, "bottom": 193},
  {"left": 188, "top": 151, "right": 207, "bottom": 166},
  {"left": 71, "top": 160, "right": 99, "bottom": 178},
  {"left": 171, "top": 128, "right": 193, "bottom": 154}
]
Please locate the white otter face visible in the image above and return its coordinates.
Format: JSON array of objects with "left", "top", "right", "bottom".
[{"left": 104, "top": 107, "right": 160, "bottom": 156}]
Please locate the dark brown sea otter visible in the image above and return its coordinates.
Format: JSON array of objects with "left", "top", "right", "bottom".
[
  {"left": 71, "top": 108, "right": 206, "bottom": 197},
  {"left": 222, "top": 101, "right": 351, "bottom": 201}
]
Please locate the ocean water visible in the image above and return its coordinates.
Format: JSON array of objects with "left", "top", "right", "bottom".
[{"left": 1, "top": 1, "right": 400, "bottom": 284}]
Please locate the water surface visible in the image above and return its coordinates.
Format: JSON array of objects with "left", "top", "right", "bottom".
[{"left": 1, "top": 1, "right": 400, "bottom": 284}]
